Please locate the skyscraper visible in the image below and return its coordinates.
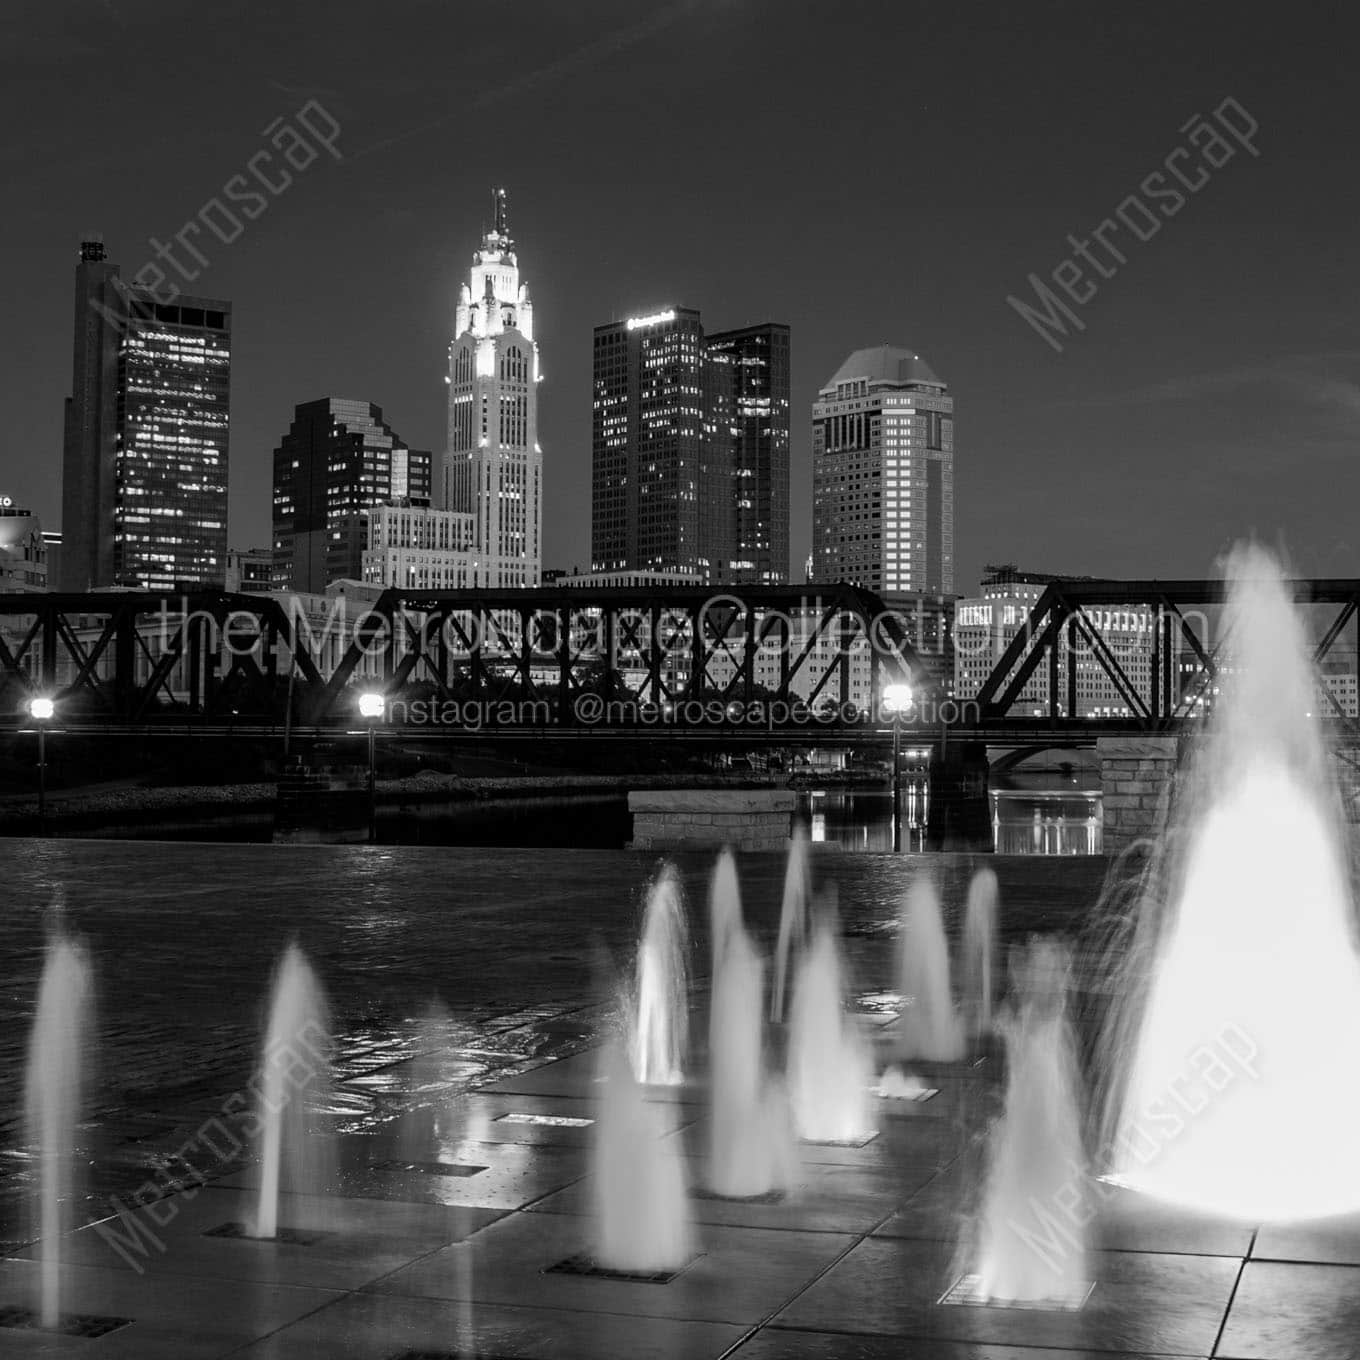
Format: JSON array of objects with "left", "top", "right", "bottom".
[
  {"left": 591, "top": 307, "right": 790, "bottom": 583},
  {"left": 444, "top": 187, "right": 542, "bottom": 587},
  {"left": 61, "top": 238, "right": 231, "bottom": 590},
  {"left": 706, "top": 323, "right": 790, "bottom": 585},
  {"left": 811, "top": 345, "right": 954, "bottom": 596},
  {"left": 271, "top": 398, "right": 431, "bottom": 592}
]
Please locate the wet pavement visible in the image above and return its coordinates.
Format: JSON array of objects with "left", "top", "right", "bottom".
[{"left": 4, "top": 841, "right": 1344, "bottom": 1356}]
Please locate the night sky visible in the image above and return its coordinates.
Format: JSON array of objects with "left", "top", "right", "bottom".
[{"left": 3, "top": 0, "right": 1356, "bottom": 592}]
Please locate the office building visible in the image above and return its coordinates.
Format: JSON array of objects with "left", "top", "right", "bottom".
[
  {"left": 0, "top": 503, "right": 50, "bottom": 591},
  {"left": 811, "top": 345, "right": 953, "bottom": 596},
  {"left": 591, "top": 307, "right": 790, "bottom": 584},
  {"left": 706, "top": 324, "right": 791, "bottom": 584},
  {"left": 444, "top": 187, "right": 542, "bottom": 586},
  {"left": 224, "top": 547, "right": 274, "bottom": 593},
  {"left": 954, "top": 566, "right": 1154, "bottom": 717},
  {"left": 61, "top": 237, "right": 231, "bottom": 590},
  {"left": 271, "top": 398, "right": 431, "bottom": 592},
  {"left": 359, "top": 504, "right": 478, "bottom": 590}
]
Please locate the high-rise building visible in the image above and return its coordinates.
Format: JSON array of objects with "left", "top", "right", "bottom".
[
  {"left": 706, "top": 324, "right": 791, "bottom": 585},
  {"left": 811, "top": 345, "right": 953, "bottom": 596},
  {"left": 271, "top": 398, "right": 430, "bottom": 592},
  {"left": 61, "top": 238, "right": 231, "bottom": 590},
  {"left": 591, "top": 307, "right": 790, "bottom": 583},
  {"left": 444, "top": 187, "right": 542, "bottom": 586}
]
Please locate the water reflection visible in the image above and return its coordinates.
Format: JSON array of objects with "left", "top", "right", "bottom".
[
  {"left": 990, "top": 790, "right": 1102, "bottom": 855},
  {"left": 799, "top": 784, "right": 928, "bottom": 852}
]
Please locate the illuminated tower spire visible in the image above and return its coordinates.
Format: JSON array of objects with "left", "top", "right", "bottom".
[{"left": 445, "top": 187, "right": 541, "bottom": 586}]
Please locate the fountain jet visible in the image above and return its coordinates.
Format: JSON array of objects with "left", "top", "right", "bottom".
[
  {"left": 962, "top": 867, "right": 999, "bottom": 1041},
  {"left": 973, "top": 940, "right": 1088, "bottom": 1304},
  {"left": 255, "top": 943, "right": 335, "bottom": 1238},
  {"left": 1101, "top": 545, "right": 1360, "bottom": 1220},
  {"left": 25, "top": 934, "right": 92, "bottom": 1330},
  {"left": 629, "top": 864, "right": 689, "bottom": 1085},
  {"left": 894, "top": 876, "right": 965, "bottom": 1062},
  {"left": 708, "top": 851, "right": 795, "bottom": 1197},
  {"left": 593, "top": 1041, "right": 692, "bottom": 1271},
  {"left": 787, "top": 920, "right": 875, "bottom": 1143},
  {"left": 399, "top": 1000, "right": 451, "bottom": 1161},
  {"left": 770, "top": 823, "right": 811, "bottom": 1022}
]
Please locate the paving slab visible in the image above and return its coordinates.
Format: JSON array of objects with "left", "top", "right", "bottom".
[
  {"left": 12, "top": 1185, "right": 503, "bottom": 1292},
  {"left": 1092, "top": 1183, "right": 1255, "bottom": 1258},
  {"left": 217, "top": 1133, "right": 587, "bottom": 1211},
  {"left": 661, "top": 1108, "right": 959, "bottom": 1171},
  {"left": 530, "top": 1154, "right": 930, "bottom": 1235},
  {"left": 0, "top": 1256, "right": 339, "bottom": 1358},
  {"left": 775, "top": 1236, "right": 1239, "bottom": 1354},
  {"left": 477, "top": 1050, "right": 708, "bottom": 1105},
  {"left": 423, "top": 1090, "right": 694, "bottom": 1149},
  {"left": 731, "top": 1331, "right": 1185, "bottom": 1359},
  {"left": 1252, "top": 1209, "right": 1360, "bottom": 1265},
  {"left": 1215, "top": 1259, "right": 1360, "bottom": 1359},
  {"left": 368, "top": 1209, "right": 858, "bottom": 1327},
  {"left": 232, "top": 1285, "right": 747, "bottom": 1358}
]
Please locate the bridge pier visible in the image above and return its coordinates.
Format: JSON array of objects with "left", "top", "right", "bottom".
[
  {"left": 1096, "top": 736, "right": 1180, "bottom": 855},
  {"left": 925, "top": 740, "right": 991, "bottom": 851}
]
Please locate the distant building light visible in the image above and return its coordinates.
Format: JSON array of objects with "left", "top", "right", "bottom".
[{"left": 626, "top": 308, "right": 677, "bottom": 331}]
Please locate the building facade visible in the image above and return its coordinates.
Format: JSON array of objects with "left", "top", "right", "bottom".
[
  {"left": 271, "top": 398, "right": 431, "bottom": 592},
  {"left": 811, "top": 345, "right": 953, "bottom": 596},
  {"left": 61, "top": 238, "right": 231, "bottom": 590},
  {"left": 0, "top": 503, "right": 50, "bottom": 591},
  {"left": 224, "top": 547, "right": 274, "bottom": 593},
  {"left": 953, "top": 567, "right": 1154, "bottom": 717},
  {"left": 359, "top": 504, "right": 478, "bottom": 590},
  {"left": 706, "top": 324, "right": 791, "bottom": 584},
  {"left": 444, "top": 187, "right": 542, "bottom": 587},
  {"left": 591, "top": 307, "right": 790, "bottom": 584}
]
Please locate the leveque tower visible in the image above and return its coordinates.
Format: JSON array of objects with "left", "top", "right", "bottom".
[{"left": 444, "top": 187, "right": 542, "bottom": 587}]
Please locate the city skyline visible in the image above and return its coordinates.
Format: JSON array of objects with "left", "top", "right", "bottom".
[{"left": 5, "top": 2, "right": 1359, "bottom": 592}]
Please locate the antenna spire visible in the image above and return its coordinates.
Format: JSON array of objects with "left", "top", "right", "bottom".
[{"left": 493, "top": 186, "right": 509, "bottom": 239}]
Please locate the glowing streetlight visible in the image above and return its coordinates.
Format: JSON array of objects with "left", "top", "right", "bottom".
[
  {"left": 358, "top": 692, "right": 384, "bottom": 841},
  {"left": 882, "top": 683, "right": 913, "bottom": 715},
  {"left": 29, "top": 696, "right": 55, "bottom": 834},
  {"left": 882, "top": 683, "right": 913, "bottom": 853}
]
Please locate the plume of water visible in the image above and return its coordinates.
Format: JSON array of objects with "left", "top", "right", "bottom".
[
  {"left": 1100, "top": 544, "right": 1360, "bottom": 1220},
  {"left": 894, "top": 876, "right": 965, "bottom": 1062},
  {"left": 787, "top": 922, "right": 875, "bottom": 1142},
  {"left": 399, "top": 1000, "right": 451, "bottom": 1161},
  {"left": 629, "top": 864, "right": 690, "bottom": 1085},
  {"left": 770, "top": 824, "right": 812, "bottom": 1022},
  {"left": 974, "top": 939, "right": 1088, "bottom": 1302},
  {"left": 255, "top": 943, "right": 335, "bottom": 1238},
  {"left": 708, "top": 855, "right": 796, "bottom": 1196},
  {"left": 25, "top": 935, "right": 92, "bottom": 1330},
  {"left": 961, "top": 867, "right": 999, "bottom": 1041},
  {"left": 593, "top": 1041, "right": 692, "bottom": 1271},
  {"left": 709, "top": 849, "right": 743, "bottom": 980}
]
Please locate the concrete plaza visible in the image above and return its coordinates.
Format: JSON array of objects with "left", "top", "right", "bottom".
[{"left": 0, "top": 841, "right": 1350, "bottom": 1357}]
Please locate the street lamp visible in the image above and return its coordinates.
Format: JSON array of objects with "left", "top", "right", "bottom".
[
  {"left": 358, "top": 691, "right": 384, "bottom": 842},
  {"left": 882, "top": 684, "right": 913, "bottom": 852},
  {"left": 29, "top": 696, "right": 55, "bottom": 836}
]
